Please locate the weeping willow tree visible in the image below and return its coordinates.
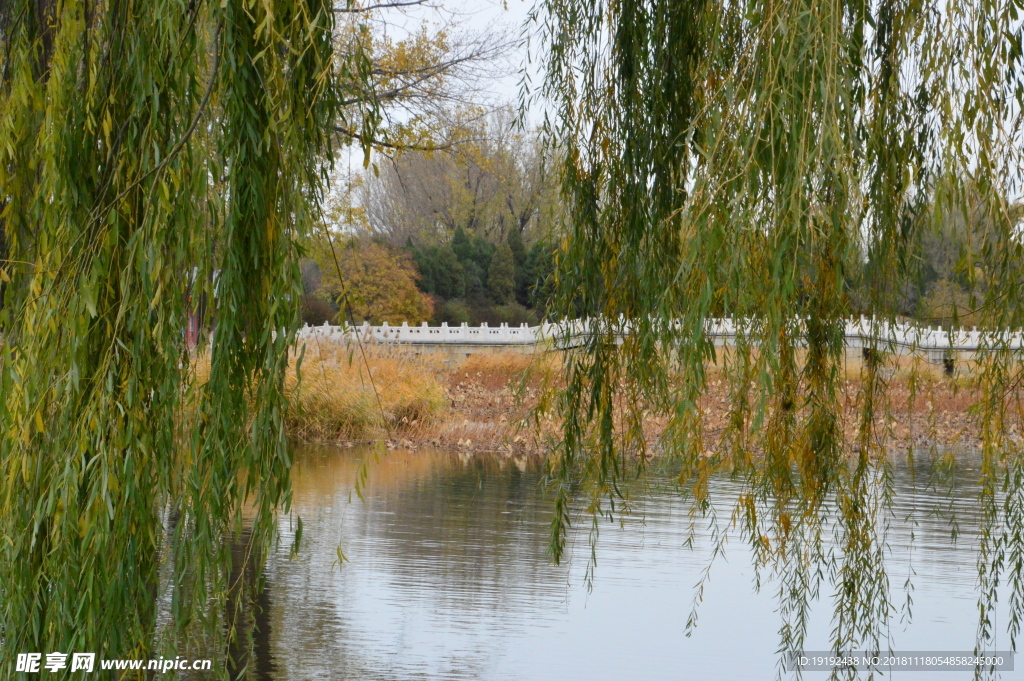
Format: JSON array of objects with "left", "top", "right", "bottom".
[
  {"left": 537, "top": 0, "right": 1024, "bottom": 672},
  {"left": 0, "top": 0, "right": 379, "bottom": 674}
]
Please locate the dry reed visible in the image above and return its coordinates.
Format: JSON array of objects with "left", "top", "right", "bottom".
[{"left": 283, "top": 343, "right": 448, "bottom": 441}]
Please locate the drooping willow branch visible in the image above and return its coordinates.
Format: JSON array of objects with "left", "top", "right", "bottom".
[
  {"left": 0, "top": 0, "right": 365, "bottom": 672},
  {"left": 536, "top": 0, "right": 1024, "bottom": 670}
]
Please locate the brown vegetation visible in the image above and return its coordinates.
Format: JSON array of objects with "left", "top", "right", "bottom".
[
  {"left": 277, "top": 346, "right": 1018, "bottom": 457},
  {"left": 283, "top": 343, "right": 447, "bottom": 440},
  {"left": 675, "top": 366, "right": 1008, "bottom": 457},
  {"left": 314, "top": 240, "right": 434, "bottom": 325},
  {"left": 278, "top": 345, "right": 553, "bottom": 452}
]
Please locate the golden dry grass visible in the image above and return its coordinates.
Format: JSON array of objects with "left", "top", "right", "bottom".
[
  {"left": 450, "top": 352, "right": 556, "bottom": 391},
  {"left": 284, "top": 343, "right": 448, "bottom": 441},
  {"left": 189, "top": 342, "right": 1010, "bottom": 456},
  {"left": 189, "top": 344, "right": 557, "bottom": 448}
]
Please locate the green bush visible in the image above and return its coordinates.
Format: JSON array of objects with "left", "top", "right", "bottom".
[
  {"left": 477, "top": 303, "right": 539, "bottom": 327},
  {"left": 432, "top": 299, "right": 473, "bottom": 325}
]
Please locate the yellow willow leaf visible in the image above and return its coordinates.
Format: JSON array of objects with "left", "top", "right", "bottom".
[
  {"left": 35, "top": 410, "right": 45, "bottom": 434},
  {"left": 150, "top": 279, "right": 164, "bottom": 310}
]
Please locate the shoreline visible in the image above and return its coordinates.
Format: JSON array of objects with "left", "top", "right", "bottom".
[{"left": 284, "top": 349, "right": 1015, "bottom": 457}]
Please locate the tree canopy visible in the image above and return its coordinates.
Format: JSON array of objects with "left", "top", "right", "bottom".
[
  {"left": 0, "top": 0, "right": 523, "bottom": 667},
  {"left": 317, "top": 107, "right": 561, "bottom": 325},
  {"left": 316, "top": 239, "right": 434, "bottom": 324},
  {"left": 5, "top": 0, "right": 1024, "bottom": 673},
  {"left": 357, "top": 108, "right": 559, "bottom": 246}
]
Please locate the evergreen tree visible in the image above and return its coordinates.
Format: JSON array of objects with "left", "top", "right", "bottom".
[
  {"left": 462, "top": 259, "right": 489, "bottom": 302},
  {"left": 520, "top": 240, "right": 556, "bottom": 310},
  {"left": 508, "top": 227, "right": 527, "bottom": 265},
  {"left": 488, "top": 241, "right": 516, "bottom": 304},
  {"left": 449, "top": 226, "right": 495, "bottom": 303},
  {"left": 413, "top": 244, "right": 466, "bottom": 299},
  {"left": 451, "top": 226, "right": 473, "bottom": 262}
]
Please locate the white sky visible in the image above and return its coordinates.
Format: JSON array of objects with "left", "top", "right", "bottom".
[
  {"left": 327, "top": 0, "right": 545, "bottom": 224},
  {"left": 367, "top": 0, "right": 543, "bottom": 118}
]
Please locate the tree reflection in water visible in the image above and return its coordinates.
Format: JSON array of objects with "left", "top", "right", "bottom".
[{"left": 231, "top": 446, "right": 1012, "bottom": 680}]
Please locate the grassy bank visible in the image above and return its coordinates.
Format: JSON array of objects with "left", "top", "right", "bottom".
[
  {"left": 284, "top": 344, "right": 448, "bottom": 440},
  {"left": 192, "top": 346, "right": 1017, "bottom": 456},
  {"left": 283, "top": 344, "right": 555, "bottom": 453}
]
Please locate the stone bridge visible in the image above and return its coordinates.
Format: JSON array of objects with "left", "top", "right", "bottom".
[{"left": 297, "top": 318, "right": 1024, "bottom": 369}]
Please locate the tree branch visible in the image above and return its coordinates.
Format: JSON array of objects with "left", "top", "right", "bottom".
[
  {"left": 335, "top": 123, "right": 485, "bottom": 152},
  {"left": 333, "top": 0, "right": 432, "bottom": 13}
]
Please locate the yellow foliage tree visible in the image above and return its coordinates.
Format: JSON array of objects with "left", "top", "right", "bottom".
[{"left": 317, "top": 240, "right": 433, "bottom": 325}]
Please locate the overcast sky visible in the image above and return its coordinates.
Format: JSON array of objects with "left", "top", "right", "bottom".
[
  {"left": 457, "top": 0, "right": 542, "bottom": 111},
  {"left": 369, "top": 0, "right": 544, "bottom": 118},
  {"left": 329, "top": 0, "right": 545, "bottom": 208}
]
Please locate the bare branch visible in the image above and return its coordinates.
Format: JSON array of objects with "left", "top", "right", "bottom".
[
  {"left": 334, "top": 123, "right": 486, "bottom": 152},
  {"left": 333, "top": 0, "right": 433, "bottom": 13}
]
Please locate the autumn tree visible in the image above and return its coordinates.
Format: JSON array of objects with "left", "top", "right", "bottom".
[
  {"left": 0, "top": 0, "right": 514, "bottom": 666},
  {"left": 0, "top": 0, "right": 352, "bottom": 666},
  {"left": 359, "top": 107, "right": 560, "bottom": 246},
  {"left": 318, "top": 240, "right": 433, "bottom": 324},
  {"left": 308, "top": 3, "right": 523, "bottom": 325},
  {"left": 331, "top": 3, "right": 514, "bottom": 154},
  {"left": 332, "top": 105, "right": 560, "bottom": 322},
  {"left": 913, "top": 181, "right": 1024, "bottom": 326},
  {"left": 846, "top": 177, "right": 1024, "bottom": 326}
]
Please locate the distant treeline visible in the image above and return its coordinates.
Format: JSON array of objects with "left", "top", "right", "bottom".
[
  {"left": 301, "top": 110, "right": 560, "bottom": 327},
  {"left": 300, "top": 228, "right": 556, "bottom": 327},
  {"left": 293, "top": 176, "right": 1023, "bottom": 329},
  {"left": 410, "top": 226, "right": 555, "bottom": 325}
]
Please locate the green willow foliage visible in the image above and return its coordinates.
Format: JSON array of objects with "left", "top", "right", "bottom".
[
  {"left": 538, "top": 0, "right": 1024, "bottom": 673},
  {"left": 0, "top": 0, "right": 367, "bottom": 674}
]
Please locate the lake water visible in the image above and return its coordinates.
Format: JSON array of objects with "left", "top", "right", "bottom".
[{"left": 252, "top": 447, "right": 1017, "bottom": 680}]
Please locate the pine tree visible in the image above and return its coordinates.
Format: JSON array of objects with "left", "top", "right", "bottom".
[
  {"left": 508, "top": 227, "right": 527, "bottom": 265},
  {"left": 487, "top": 241, "right": 516, "bottom": 304}
]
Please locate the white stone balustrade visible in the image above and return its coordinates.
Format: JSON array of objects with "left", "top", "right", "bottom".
[{"left": 295, "top": 317, "right": 1024, "bottom": 356}]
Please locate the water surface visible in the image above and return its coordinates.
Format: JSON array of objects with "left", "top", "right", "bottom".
[{"left": 258, "top": 447, "right": 1014, "bottom": 680}]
